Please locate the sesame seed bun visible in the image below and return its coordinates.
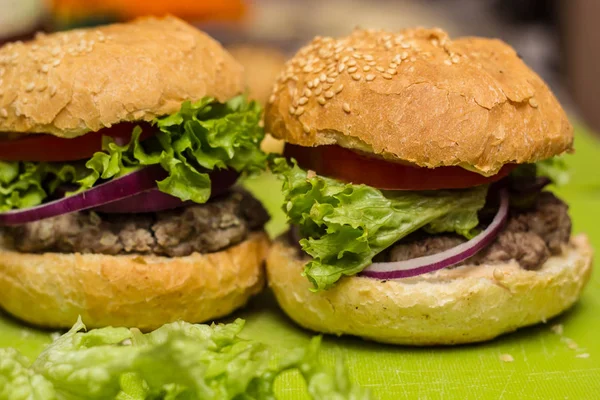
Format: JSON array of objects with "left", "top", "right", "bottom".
[
  {"left": 265, "top": 28, "right": 573, "bottom": 176},
  {"left": 266, "top": 234, "right": 593, "bottom": 345},
  {"left": 0, "top": 16, "right": 244, "bottom": 138},
  {"left": 0, "top": 232, "right": 269, "bottom": 331}
]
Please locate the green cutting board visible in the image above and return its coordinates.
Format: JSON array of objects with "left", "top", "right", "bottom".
[{"left": 1, "top": 126, "right": 599, "bottom": 399}]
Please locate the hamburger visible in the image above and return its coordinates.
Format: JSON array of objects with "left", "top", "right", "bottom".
[
  {"left": 0, "top": 17, "right": 270, "bottom": 330},
  {"left": 264, "top": 28, "right": 593, "bottom": 345}
]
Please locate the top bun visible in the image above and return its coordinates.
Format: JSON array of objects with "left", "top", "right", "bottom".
[
  {"left": 265, "top": 28, "right": 573, "bottom": 175},
  {"left": 0, "top": 16, "right": 244, "bottom": 138}
]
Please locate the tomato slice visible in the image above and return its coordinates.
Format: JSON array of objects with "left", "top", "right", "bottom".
[
  {"left": 284, "top": 144, "right": 515, "bottom": 190},
  {"left": 0, "top": 122, "right": 154, "bottom": 162}
]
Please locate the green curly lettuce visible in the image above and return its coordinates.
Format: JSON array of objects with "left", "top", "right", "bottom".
[
  {"left": 271, "top": 158, "right": 488, "bottom": 291},
  {"left": 0, "top": 95, "right": 266, "bottom": 211},
  {"left": 0, "top": 318, "right": 369, "bottom": 400},
  {"left": 511, "top": 156, "right": 570, "bottom": 186}
]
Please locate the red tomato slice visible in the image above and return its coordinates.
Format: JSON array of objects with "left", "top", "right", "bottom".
[
  {"left": 284, "top": 144, "right": 515, "bottom": 190},
  {"left": 0, "top": 122, "right": 154, "bottom": 162}
]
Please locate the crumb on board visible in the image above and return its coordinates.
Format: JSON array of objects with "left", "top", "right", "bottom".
[
  {"left": 562, "top": 337, "right": 579, "bottom": 350},
  {"left": 576, "top": 353, "right": 590, "bottom": 359},
  {"left": 50, "top": 332, "right": 61, "bottom": 341},
  {"left": 499, "top": 354, "right": 514, "bottom": 363},
  {"left": 551, "top": 324, "right": 564, "bottom": 335}
]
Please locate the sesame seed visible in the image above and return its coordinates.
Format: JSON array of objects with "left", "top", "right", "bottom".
[
  {"left": 364, "top": 54, "right": 374, "bottom": 61},
  {"left": 431, "top": 39, "right": 439, "bottom": 46},
  {"left": 363, "top": 65, "right": 370, "bottom": 71},
  {"left": 22, "top": 98, "right": 28, "bottom": 104},
  {"left": 451, "top": 55, "right": 460, "bottom": 64},
  {"left": 319, "top": 73, "right": 327, "bottom": 82},
  {"left": 289, "top": 105, "right": 296, "bottom": 115},
  {"left": 410, "top": 57, "right": 417, "bottom": 62},
  {"left": 325, "top": 77, "right": 334, "bottom": 84},
  {"left": 49, "top": 86, "right": 57, "bottom": 96},
  {"left": 368, "top": 60, "right": 376, "bottom": 66},
  {"left": 401, "top": 43, "right": 411, "bottom": 49},
  {"left": 335, "top": 84, "right": 344, "bottom": 93},
  {"left": 384, "top": 41, "right": 393, "bottom": 50},
  {"left": 307, "top": 81, "right": 314, "bottom": 89},
  {"left": 382, "top": 73, "right": 392, "bottom": 79},
  {"left": 298, "top": 96, "right": 308, "bottom": 105},
  {"left": 353, "top": 53, "right": 362, "bottom": 59},
  {"left": 324, "top": 90, "right": 334, "bottom": 99},
  {"left": 295, "top": 107, "right": 305, "bottom": 116},
  {"left": 52, "top": 59, "right": 60, "bottom": 67},
  {"left": 375, "top": 66, "right": 385, "bottom": 72},
  {"left": 347, "top": 66, "right": 358, "bottom": 73},
  {"left": 338, "top": 63, "right": 346, "bottom": 73},
  {"left": 389, "top": 63, "right": 398, "bottom": 68},
  {"left": 0, "top": 108, "right": 7, "bottom": 118},
  {"left": 314, "top": 86, "right": 323, "bottom": 95},
  {"left": 529, "top": 98, "right": 538, "bottom": 108},
  {"left": 347, "top": 59, "right": 357, "bottom": 66},
  {"left": 351, "top": 73, "right": 362, "bottom": 81},
  {"left": 342, "top": 56, "right": 350, "bottom": 63},
  {"left": 366, "top": 74, "right": 376, "bottom": 81},
  {"left": 51, "top": 47, "right": 60, "bottom": 56},
  {"left": 304, "top": 88, "right": 312, "bottom": 97},
  {"left": 303, "top": 65, "right": 313, "bottom": 73},
  {"left": 269, "top": 94, "right": 276, "bottom": 104},
  {"left": 342, "top": 103, "right": 351, "bottom": 113},
  {"left": 25, "top": 83, "right": 35, "bottom": 92},
  {"left": 444, "top": 60, "right": 452, "bottom": 66},
  {"left": 313, "top": 78, "right": 320, "bottom": 87},
  {"left": 317, "top": 96, "right": 326, "bottom": 105},
  {"left": 303, "top": 124, "right": 310, "bottom": 133}
]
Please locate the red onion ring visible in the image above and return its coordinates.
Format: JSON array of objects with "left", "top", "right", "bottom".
[
  {"left": 361, "top": 189, "right": 509, "bottom": 280},
  {"left": 94, "top": 168, "right": 239, "bottom": 214},
  {"left": 0, "top": 166, "right": 168, "bottom": 226}
]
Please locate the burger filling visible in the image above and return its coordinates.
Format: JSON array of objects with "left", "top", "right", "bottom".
[
  {"left": 0, "top": 96, "right": 269, "bottom": 252},
  {"left": 1, "top": 189, "right": 268, "bottom": 256},
  {"left": 379, "top": 192, "right": 570, "bottom": 270},
  {"left": 271, "top": 152, "right": 571, "bottom": 291}
]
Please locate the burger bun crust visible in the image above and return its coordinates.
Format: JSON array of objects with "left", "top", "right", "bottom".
[{"left": 266, "top": 234, "right": 592, "bottom": 345}]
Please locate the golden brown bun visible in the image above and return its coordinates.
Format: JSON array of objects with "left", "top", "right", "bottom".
[
  {"left": 0, "top": 16, "right": 244, "bottom": 138},
  {"left": 266, "top": 234, "right": 593, "bottom": 345},
  {"left": 228, "top": 45, "right": 287, "bottom": 154},
  {"left": 265, "top": 28, "right": 573, "bottom": 176},
  {"left": 0, "top": 232, "right": 269, "bottom": 330}
]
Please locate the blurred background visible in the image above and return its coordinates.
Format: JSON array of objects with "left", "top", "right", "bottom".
[{"left": 0, "top": 0, "right": 598, "bottom": 133}]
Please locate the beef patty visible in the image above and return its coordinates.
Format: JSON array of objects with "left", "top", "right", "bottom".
[
  {"left": 2, "top": 188, "right": 269, "bottom": 257},
  {"left": 383, "top": 192, "right": 571, "bottom": 270}
]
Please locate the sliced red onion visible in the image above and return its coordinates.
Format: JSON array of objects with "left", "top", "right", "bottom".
[
  {"left": 94, "top": 169, "right": 239, "bottom": 214},
  {"left": 92, "top": 188, "right": 187, "bottom": 214},
  {"left": 0, "top": 166, "right": 168, "bottom": 226},
  {"left": 361, "top": 189, "right": 509, "bottom": 280}
]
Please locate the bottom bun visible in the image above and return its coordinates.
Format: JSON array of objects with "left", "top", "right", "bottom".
[
  {"left": 266, "top": 234, "right": 593, "bottom": 345},
  {"left": 0, "top": 232, "right": 269, "bottom": 330}
]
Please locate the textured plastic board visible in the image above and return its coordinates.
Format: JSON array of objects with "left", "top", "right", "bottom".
[{"left": 1, "top": 126, "right": 599, "bottom": 399}]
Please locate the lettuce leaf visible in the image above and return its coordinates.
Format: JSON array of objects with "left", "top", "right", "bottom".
[
  {"left": 511, "top": 156, "right": 570, "bottom": 186},
  {"left": 271, "top": 158, "right": 488, "bottom": 290},
  {"left": 1, "top": 318, "right": 368, "bottom": 400},
  {"left": 0, "top": 95, "right": 266, "bottom": 211},
  {"left": 535, "top": 156, "right": 570, "bottom": 186}
]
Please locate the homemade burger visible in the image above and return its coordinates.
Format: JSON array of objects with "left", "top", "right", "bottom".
[
  {"left": 0, "top": 17, "right": 270, "bottom": 330},
  {"left": 265, "top": 28, "right": 593, "bottom": 345}
]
